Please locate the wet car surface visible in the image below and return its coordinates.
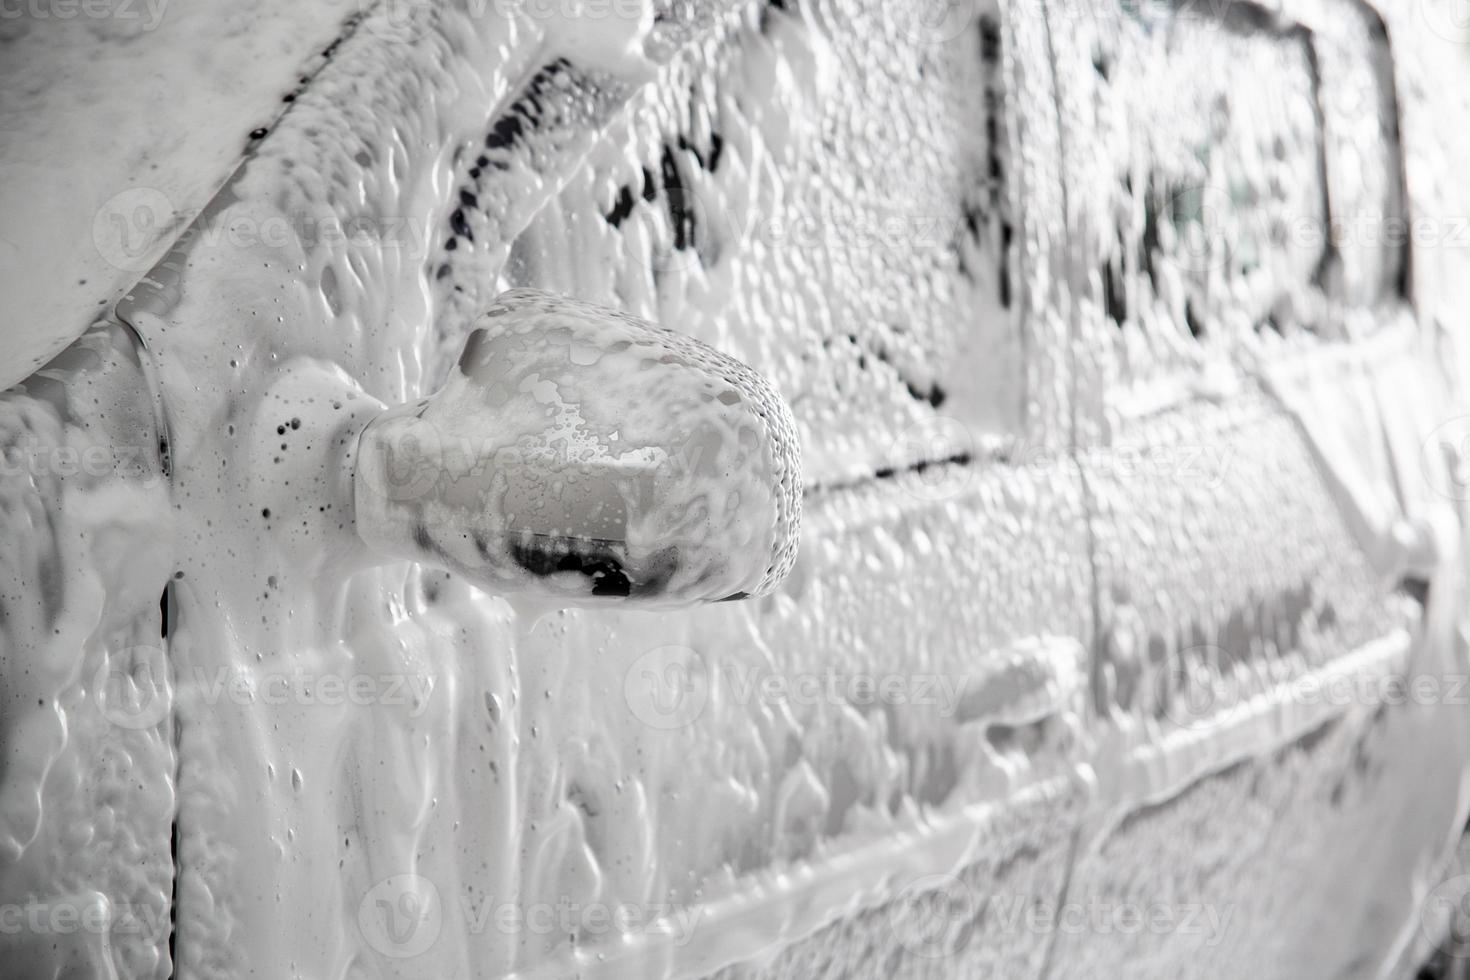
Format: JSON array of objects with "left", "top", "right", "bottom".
[{"left": 5, "top": 0, "right": 1470, "bottom": 977}]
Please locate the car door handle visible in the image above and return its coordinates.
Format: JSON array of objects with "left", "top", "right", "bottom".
[
  {"left": 352, "top": 289, "right": 802, "bottom": 605},
  {"left": 952, "top": 635, "right": 1087, "bottom": 727}
]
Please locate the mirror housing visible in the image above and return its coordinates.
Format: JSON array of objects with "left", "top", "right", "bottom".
[{"left": 353, "top": 289, "right": 802, "bottom": 605}]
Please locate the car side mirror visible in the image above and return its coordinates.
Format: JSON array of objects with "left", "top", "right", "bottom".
[{"left": 352, "top": 289, "right": 802, "bottom": 605}]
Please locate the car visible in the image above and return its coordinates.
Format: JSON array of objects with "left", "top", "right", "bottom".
[{"left": 3, "top": 0, "right": 1470, "bottom": 977}]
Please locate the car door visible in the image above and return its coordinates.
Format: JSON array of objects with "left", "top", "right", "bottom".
[
  {"left": 0, "top": 320, "right": 175, "bottom": 978},
  {"left": 1046, "top": 0, "right": 1470, "bottom": 976},
  {"left": 58, "top": 1, "right": 1101, "bottom": 979},
  {"left": 481, "top": 1, "right": 1094, "bottom": 977}
]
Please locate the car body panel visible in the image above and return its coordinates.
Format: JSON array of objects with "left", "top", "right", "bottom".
[
  {"left": 5, "top": 0, "right": 1470, "bottom": 977},
  {"left": 106, "top": 2, "right": 1094, "bottom": 973},
  {"left": 0, "top": 321, "right": 174, "bottom": 978},
  {"left": 1051, "top": 0, "right": 1470, "bottom": 974}
]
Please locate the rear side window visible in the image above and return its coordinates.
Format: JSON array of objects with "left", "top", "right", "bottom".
[
  {"left": 1313, "top": 0, "right": 1407, "bottom": 310},
  {"left": 1080, "top": 0, "right": 1406, "bottom": 358}
]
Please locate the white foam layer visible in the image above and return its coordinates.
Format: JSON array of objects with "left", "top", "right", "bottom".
[{"left": 0, "top": 0, "right": 359, "bottom": 389}]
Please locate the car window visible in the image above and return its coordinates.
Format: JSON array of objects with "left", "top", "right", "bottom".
[
  {"left": 497, "top": 5, "right": 1025, "bottom": 484},
  {"left": 1065, "top": 0, "right": 1408, "bottom": 389},
  {"left": 1311, "top": 0, "right": 1408, "bottom": 311}
]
